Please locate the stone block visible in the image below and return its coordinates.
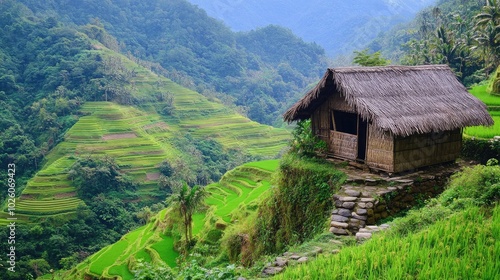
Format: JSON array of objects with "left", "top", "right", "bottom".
[
  {"left": 338, "top": 196, "right": 357, "bottom": 202},
  {"left": 352, "top": 212, "right": 367, "bottom": 221},
  {"left": 332, "top": 214, "right": 350, "bottom": 222},
  {"left": 331, "top": 221, "right": 349, "bottom": 228},
  {"left": 337, "top": 208, "right": 352, "bottom": 217},
  {"left": 357, "top": 202, "right": 366, "bottom": 208},
  {"left": 356, "top": 208, "right": 368, "bottom": 215},
  {"left": 342, "top": 202, "right": 356, "bottom": 209},
  {"left": 329, "top": 227, "right": 348, "bottom": 235},
  {"left": 356, "top": 232, "right": 373, "bottom": 240},
  {"left": 360, "top": 198, "right": 375, "bottom": 202},
  {"left": 365, "top": 202, "right": 374, "bottom": 208},
  {"left": 345, "top": 190, "right": 361, "bottom": 197}
]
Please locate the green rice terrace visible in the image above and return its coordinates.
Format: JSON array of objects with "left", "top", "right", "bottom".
[
  {"left": 465, "top": 84, "right": 500, "bottom": 139},
  {"left": 62, "top": 160, "right": 279, "bottom": 280},
  {"left": 0, "top": 47, "right": 289, "bottom": 225}
]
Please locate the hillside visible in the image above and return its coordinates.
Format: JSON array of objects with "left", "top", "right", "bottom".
[
  {"left": 17, "top": 0, "right": 328, "bottom": 125},
  {"left": 59, "top": 160, "right": 279, "bottom": 280},
  {"left": 276, "top": 164, "right": 500, "bottom": 279},
  {"left": 0, "top": 45, "right": 289, "bottom": 224},
  {"left": 187, "top": 0, "right": 436, "bottom": 58}
]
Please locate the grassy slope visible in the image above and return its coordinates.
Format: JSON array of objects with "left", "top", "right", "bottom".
[
  {"left": 275, "top": 205, "right": 500, "bottom": 280},
  {"left": 0, "top": 46, "right": 289, "bottom": 225},
  {"left": 465, "top": 84, "right": 500, "bottom": 138},
  {"left": 63, "top": 160, "right": 279, "bottom": 280},
  {"left": 275, "top": 164, "right": 500, "bottom": 280}
]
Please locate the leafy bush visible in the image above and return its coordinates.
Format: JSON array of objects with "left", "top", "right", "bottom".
[
  {"left": 461, "top": 136, "right": 500, "bottom": 164},
  {"left": 440, "top": 164, "right": 500, "bottom": 207},
  {"left": 177, "top": 260, "right": 236, "bottom": 280},
  {"left": 133, "top": 259, "right": 175, "bottom": 280},
  {"left": 289, "top": 119, "right": 327, "bottom": 157}
]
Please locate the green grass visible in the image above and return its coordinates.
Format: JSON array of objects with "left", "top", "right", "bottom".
[
  {"left": 464, "top": 85, "right": 500, "bottom": 138},
  {"left": 150, "top": 234, "right": 180, "bottom": 268},
  {"left": 275, "top": 205, "right": 500, "bottom": 280},
  {"left": 205, "top": 160, "right": 278, "bottom": 223},
  {"left": 469, "top": 85, "right": 500, "bottom": 106}
]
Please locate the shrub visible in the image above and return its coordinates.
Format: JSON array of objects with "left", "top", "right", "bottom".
[{"left": 461, "top": 136, "right": 500, "bottom": 164}]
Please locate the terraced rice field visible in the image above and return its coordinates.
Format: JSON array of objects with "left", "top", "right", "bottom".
[
  {"left": 67, "top": 160, "right": 279, "bottom": 279},
  {"left": 1, "top": 48, "right": 289, "bottom": 223},
  {"left": 465, "top": 85, "right": 500, "bottom": 138}
]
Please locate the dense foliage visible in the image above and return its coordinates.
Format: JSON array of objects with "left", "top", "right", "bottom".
[
  {"left": 370, "top": 0, "right": 499, "bottom": 85},
  {"left": 17, "top": 0, "right": 328, "bottom": 126}
]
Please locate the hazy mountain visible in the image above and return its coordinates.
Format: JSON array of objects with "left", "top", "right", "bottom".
[{"left": 187, "top": 0, "right": 437, "bottom": 60}]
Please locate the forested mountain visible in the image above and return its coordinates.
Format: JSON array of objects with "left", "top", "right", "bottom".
[
  {"left": 368, "top": 0, "right": 498, "bottom": 85},
  {"left": 18, "top": 0, "right": 328, "bottom": 126},
  {"left": 187, "top": 0, "right": 437, "bottom": 58},
  {"left": 0, "top": 1, "right": 292, "bottom": 278}
]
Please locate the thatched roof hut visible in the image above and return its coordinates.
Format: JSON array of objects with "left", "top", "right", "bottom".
[{"left": 284, "top": 65, "right": 493, "bottom": 173}]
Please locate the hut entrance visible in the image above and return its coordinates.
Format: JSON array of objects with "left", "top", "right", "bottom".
[{"left": 357, "top": 119, "right": 368, "bottom": 161}]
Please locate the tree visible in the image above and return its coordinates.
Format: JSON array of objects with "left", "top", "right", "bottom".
[
  {"left": 166, "top": 183, "right": 206, "bottom": 247},
  {"left": 353, "top": 49, "right": 391, "bottom": 66},
  {"left": 474, "top": 0, "right": 500, "bottom": 74}
]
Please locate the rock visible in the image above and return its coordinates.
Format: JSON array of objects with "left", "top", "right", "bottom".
[
  {"left": 330, "top": 227, "right": 348, "bottom": 235},
  {"left": 309, "top": 246, "right": 323, "bottom": 256},
  {"left": 345, "top": 190, "right": 361, "bottom": 197},
  {"left": 366, "top": 202, "right": 374, "bottom": 208},
  {"left": 282, "top": 251, "right": 293, "bottom": 257},
  {"left": 274, "top": 257, "right": 288, "bottom": 267},
  {"left": 366, "top": 225, "right": 381, "bottom": 231},
  {"left": 338, "top": 196, "right": 357, "bottom": 202},
  {"left": 331, "top": 249, "right": 341, "bottom": 254},
  {"left": 331, "top": 209, "right": 339, "bottom": 215},
  {"left": 297, "top": 257, "right": 308, "bottom": 263},
  {"left": 337, "top": 208, "right": 352, "bottom": 217},
  {"left": 365, "top": 178, "right": 378, "bottom": 186},
  {"left": 356, "top": 232, "right": 372, "bottom": 240},
  {"left": 263, "top": 266, "right": 284, "bottom": 275},
  {"left": 331, "top": 214, "right": 350, "bottom": 222},
  {"left": 356, "top": 208, "right": 368, "bottom": 215},
  {"left": 360, "top": 198, "right": 375, "bottom": 202},
  {"left": 289, "top": 254, "right": 301, "bottom": 260},
  {"left": 334, "top": 200, "right": 343, "bottom": 208},
  {"left": 352, "top": 212, "right": 367, "bottom": 221},
  {"left": 331, "top": 221, "right": 349, "bottom": 228},
  {"left": 357, "top": 202, "right": 366, "bottom": 208},
  {"left": 379, "top": 223, "right": 390, "bottom": 229},
  {"left": 342, "top": 202, "right": 356, "bottom": 209}
]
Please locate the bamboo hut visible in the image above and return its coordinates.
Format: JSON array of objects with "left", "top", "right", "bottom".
[{"left": 284, "top": 65, "right": 494, "bottom": 173}]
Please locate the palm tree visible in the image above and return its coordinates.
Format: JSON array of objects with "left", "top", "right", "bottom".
[
  {"left": 166, "top": 183, "right": 206, "bottom": 245},
  {"left": 474, "top": 0, "right": 500, "bottom": 73}
]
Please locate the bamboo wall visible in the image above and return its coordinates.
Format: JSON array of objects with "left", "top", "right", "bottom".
[
  {"left": 366, "top": 125, "right": 394, "bottom": 172},
  {"left": 393, "top": 129, "right": 462, "bottom": 173},
  {"left": 330, "top": 131, "right": 357, "bottom": 160}
]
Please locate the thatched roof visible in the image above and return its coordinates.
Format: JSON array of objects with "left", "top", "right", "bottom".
[{"left": 283, "top": 65, "right": 494, "bottom": 136}]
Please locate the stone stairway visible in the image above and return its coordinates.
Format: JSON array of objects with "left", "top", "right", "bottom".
[{"left": 330, "top": 164, "right": 459, "bottom": 237}]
